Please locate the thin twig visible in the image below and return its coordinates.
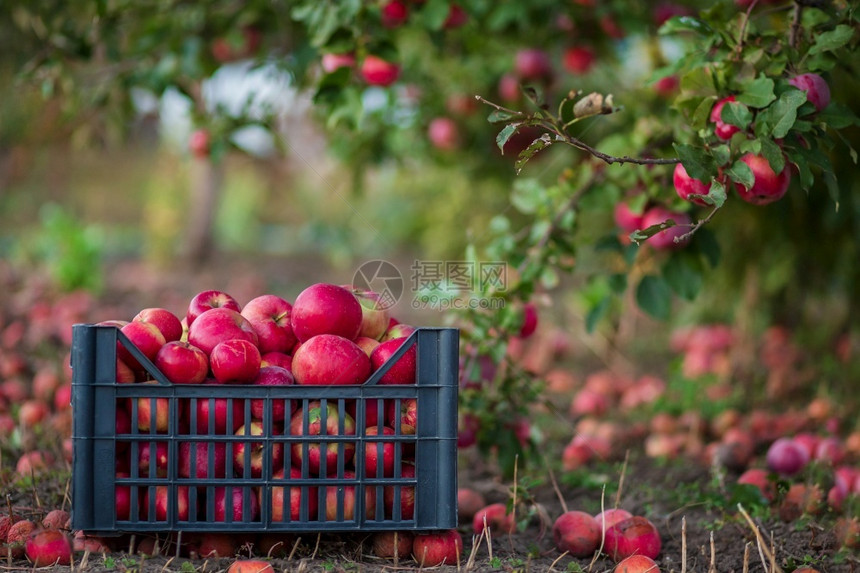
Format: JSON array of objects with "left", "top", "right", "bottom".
[
  {"left": 614, "top": 450, "right": 630, "bottom": 509},
  {"left": 475, "top": 95, "right": 680, "bottom": 167},
  {"left": 789, "top": 1, "right": 803, "bottom": 49},
  {"left": 743, "top": 542, "right": 751, "bottom": 573},
  {"left": 708, "top": 531, "right": 717, "bottom": 573},
  {"left": 588, "top": 485, "right": 606, "bottom": 573},
  {"left": 548, "top": 551, "right": 569, "bottom": 572},
  {"left": 734, "top": 0, "right": 759, "bottom": 58},
  {"left": 737, "top": 504, "right": 784, "bottom": 573},
  {"left": 675, "top": 206, "right": 721, "bottom": 244},
  {"left": 681, "top": 516, "right": 687, "bottom": 573},
  {"left": 545, "top": 462, "right": 568, "bottom": 514}
]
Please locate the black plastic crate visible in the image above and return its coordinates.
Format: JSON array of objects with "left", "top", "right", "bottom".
[{"left": 70, "top": 324, "right": 458, "bottom": 534}]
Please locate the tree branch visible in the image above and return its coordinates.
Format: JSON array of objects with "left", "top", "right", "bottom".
[{"left": 789, "top": 1, "right": 803, "bottom": 49}]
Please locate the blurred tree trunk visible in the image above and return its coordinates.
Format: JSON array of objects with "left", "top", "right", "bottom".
[{"left": 183, "top": 156, "right": 223, "bottom": 265}]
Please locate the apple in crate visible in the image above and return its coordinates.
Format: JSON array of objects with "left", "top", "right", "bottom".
[
  {"left": 267, "top": 467, "right": 319, "bottom": 521},
  {"left": 133, "top": 307, "right": 184, "bottom": 343},
  {"left": 250, "top": 366, "right": 296, "bottom": 423},
  {"left": 186, "top": 396, "right": 243, "bottom": 434},
  {"left": 290, "top": 401, "right": 356, "bottom": 475},
  {"left": 210, "top": 338, "right": 261, "bottom": 384},
  {"left": 137, "top": 391, "right": 170, "bottom": 433},
  {"left": 213, "top": 486, "right": 260, "bottom": 522},
  {"left": 292, "top": 334, "right": 370, "bottom": 385},
  {"left": 344, "top": 286, "right": 390, "bottom": 341},
  {"left": 362, "top": 425, "right": 397, "bottom": 478},
  {"left": 138, "top": 441, "right": 169, "bottom": 478},
  {"left": 187, "top": 308, "right": 258, "bottom": 355},
  {"left": 179, "top": 441, "right": 229, "bottom": 479},
  {"left": 241, "top": 294, "right": 297, "bottom": 354},
  {"left": 290, "top": 283, "right": 363, "bottom": 342},
  {"left": 118, "top": 321, "right": 166, "bottom": 372},
  {"left": 233, "top": 421, "right": 285, "bottom": 478},
  {"left": 371, "top": 337, "right": 416, "bottom": 384},
  {"left": 155, "top": 341, "right": 209, "bottom": 384},
  {"left": 186, "top": 289, "right": 241, "bottom": 326},
  {"left": 143, "top": 485, "right": 191, "bottom": 521},
  {"left": 383, "top": 463, "right": 416, "bottom": 520},
  {"left": 321, "top": 470, "right": 377, "bottom": 521}
]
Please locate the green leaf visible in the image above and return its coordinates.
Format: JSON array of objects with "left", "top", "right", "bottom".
[
  {"left": 759, "top": 138, "right": 785, "bottom": 174},
  {"left": 823, "top": 171, "right": 840, "bottom": 207},
  {"left": 817, "top": 103, "right": 860, "bottom": 129},
  {"left": 421, "top": 0, "right": 452, "bottom": 30},
  {"left": 673, "top": 144, "right": 717, "bottom": 181},
  {"left": 636, "top": 275, "right": 673, "bottom": 321},
  {"left": 629, "top": 219, "right": 678, "bottom": 244},
  {"left": 809, "top": 25, "right": 855, "bottom": 55},
  {"left": 737, "top": 76, "right": 776, "bottom": 108},
  {"left": 510, "top": 179, "right": 544, "bottom": 214},
  {"left": 496, "top": 124, "right": 518, "bottom": 154},
  {"left": 690, "top": 179, "right": 726, "bottom": 208},
  {"left": 662, "top": 255, "right": 703, "bottom": 301},
  {"left": 711, "top": 145, "right": 731, "bottom": 167},
  {"left": 516, "top": 135, "right": 552, "bottom": 174},
  {"left": 659, "top": 15, "right": 714, "bottom": 36},
  {"left": 693, "top": 228, "right": 720, "bottom": 267},
  {"left": 725, "top": 159, "right": 754, "bottom": 188},
  {"left": 756, "top": 90, "right": 806, "bottom": 138},
  {"left": 680, "top": 66, "right": 717, "bottom": 96},
  {"left": 540, "top": 267, "right": 559, "bottom": 289},
  {"left": 488, "top": 109, "right": 524, "bottom": 124},
  {"left": 721, "top": 101, "right": 752, "bottom": 129},
  {"left": 787, "top": 151, "right": 814, "bottom": 190},
  {"left": 585, "top": 296, "right": 610, "bottom": 333}
]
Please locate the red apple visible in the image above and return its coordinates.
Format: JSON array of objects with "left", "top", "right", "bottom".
[
  {"left": 710, "top": 95, "right": 743, "bottom": 140},
  {"left": 187, "top": 307, "right": 258, "bottom": 355},
  {"left": 322, "top": 470, "right": 376, "bottom": 521},
  {"left": 260, "top": 351, "right": 293, "bottom": 371},
  {"left": 187, "top": 396, "right": 243, "bottom": 434},
  {"left": 189, "top": 129, "right": 210, "bottom": 158},
  {"left": 213, "top": 486, "right": 260, "bottom": 522},
  {"left": 227, "top": 560, "right": 276, "bottom": 573},
  {"left": 267, "top": 467, "right": 319, "bottom": 521},
  {"left": 673, "top": 163, "right": 720, "bottom": 206},
  {"left": 116, "top": 472, "right": 132, "bottom": 520},
  {"left": 381, "top": 322, "right": 416, "bottom": 342},
  {"left": 552, "top": 510, "right": 601, "bottom": 557},
  {"left": 210, "top": 338, "right": 261, "bottom": 384},
  {"left": 291, "top": 283, "right": 364, "bottom": 342},
  {"left": 289, "top": 401, "right": 356, "bottom": 475},
  {"left": 137, "top": 441, "right": 169, "bottom": 477},
  {"left": 6, "top": 520, "right": 37, "bottom": 559},
  {"left": 734, "top": 153, "right": 791, "bottom": 205},
  {"left": 154, "top": 341, "right": 209, "bottom": 384},
  {"left": 73, "top": 530, "right": 112, "bottom": 554},
  {"left": 25, "top": 528, "right": 73, "bottom": 566},
  {"left": 381, "top": 0, "right": 409, "bottom": 27},
  {"left": 386, "top": 398, "right": 418, "bottom": 438},
  {"left": 321, "top": 52, "right": 356, "bottom": 73},
  {"left": 134, "top": 308, "right": 183, "bottom": 343},
  {"left": 640, "top": 206, "right": 691, "bottom": 250},
  {"left": 604, "top": 516, "right": 662, "bottom": 562},
  {"left": 614, "top": 202, "right": 645, "bottom": 234},
  {"left": 444, "top": 4, "right": 468, "bottom": 28},
  {"left": 766, "top": 437, "right": 809, "bottom": 476},
  {"left": 137, "top": 392, "right": 170, "bottom": 433},
  {"left": 412, "top": 529, "right": 463, "bottom": 567},
  {"left": 518, "top": 302, "right": 538, "bottom": 338},
  {"left": 498, "top": 73, "right": 521, "bottom": 102},
  {"left": 371, "top": 530, "right": 414, "bottom": 559},
  {"left": 514, "top": 48, "right": 553, "bottom": 81},
  {"left": 354, "top": 336, "right": 381, "bottom": 356},
  {"left": 383, "top": 463, "right": 416, "bottom": 520},
  {"left": 473, "top": 503, "right": 516, "bottom": 535},
  {"left": 428, "top": 117, "right": 461, "bottom": 151},
  {"left": 457, "top": 488, "right": 487, "bottom": 523},
  {"left": 614, "top": 555, "right": 661, "bottom": 573},
  {"left": 193, "top": 532, "right": 238, "bottom": 558},
  {"left": 292, "top": 334, "right": 371, "bottom": 385},
  {"left": 595, "top": 508, "right": 635, "bottom": 537},
  {"left": 370, "top": 337, "right": 416, "bottom": 384},
  {"left": 347, "top": 398, "right": 386, "bottom": 428},
  {"left": 737, "top": 468, "right": 776, "bottom": 502},
  {"left": 234, "top": 421, "right": 285, "bottom": 478},
  {"left": 41, "top": 509, "right": 70, "bottom": 530},
  {"left": 18, "top": 400, "right": 49, "bottom": 426},
  {"left": 363, "top": 425, "right": 397, "bottom": 478},
  {"left": 250, "top": 366, "right": 296, "bottom": 423},
  {"left": 563, "top": 46, "right": 596, "bottom": 74},
  {"left": 186, "top": 290, "right": 241, "bottom": 326},
  {"left": 179, "top": 441, "right": 229, "bottom": 479},
  {"left": 118, "top": 321, "right": 166, "bottom": 372},
  {"left": 654, "top": 75, "right": 679, "bottom": 97},
  {"left": 241, "top": 294, "right": 297, "bottom": 354},
  {"left": 789, "top": 73, "right": 830, "bottom": 112},
  {"left": 360, "top": 55, "right": 401, "bottom": 87},
  {"left": 143, "top": 485, "right": 190, "bottom": 521}
]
